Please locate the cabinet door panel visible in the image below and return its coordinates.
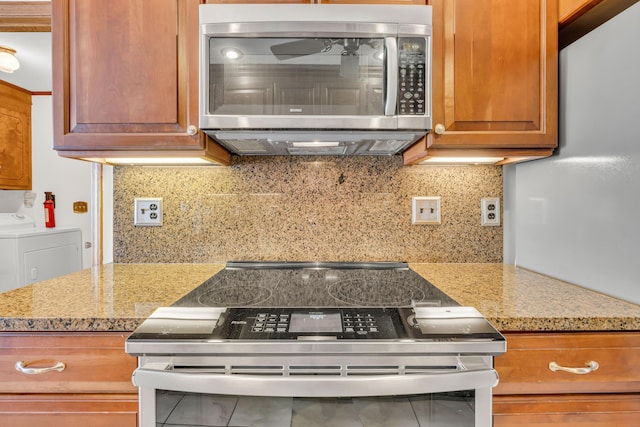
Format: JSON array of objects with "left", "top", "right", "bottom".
[
  {"left": 429, "top": 0, "right": 557, "bottom": 149},
  {"left": 72, "top": 0, "right": 177, "bottom": 125},
  {"left": 453, "top": 1, "right": 540, "bottom": 129},
  {"left": 0, "top": 108, "right": 29, "bottom": 187},
  {"left": 0, "top": 82, "right": 31, "bottom": 190},
  {"left": 53, "top": 0, "right": 203, "bottom": 150}
]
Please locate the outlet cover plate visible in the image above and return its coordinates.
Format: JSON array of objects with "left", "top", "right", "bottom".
[
  {"left": 134, "top": 198, "right": 163, "bottom": 226},
  {"left": 481, "top": 197, "right": 500, "bottom": 226},
  {"left": 412, "top": 196, "right": 441, "bottom": 225}
]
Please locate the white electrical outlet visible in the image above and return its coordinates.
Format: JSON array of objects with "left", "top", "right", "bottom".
[
  {"left": 134, "top": 198, "right": 163, "bottom": 226},
  {"left": 481, "top": 197, "right": 500, "bottom": 226},
  {"left": 412, "top": 196, "right": 441, "bottom": 225}
]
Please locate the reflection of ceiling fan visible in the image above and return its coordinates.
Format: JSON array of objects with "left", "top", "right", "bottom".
[
  {"left": 269, "top": 38, "right": 338, "bottom": 60},
  {"left": 269, "top": 38, "right": 380, "bottom": 78}
]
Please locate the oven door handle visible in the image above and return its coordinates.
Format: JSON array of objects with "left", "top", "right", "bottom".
[{"left": 132, "top": 368, "right": 498, "bottom": 397}]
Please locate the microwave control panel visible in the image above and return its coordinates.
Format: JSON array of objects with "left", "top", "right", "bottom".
[{"left": 398, "top": 37, "right": 427, "bottom": 116}]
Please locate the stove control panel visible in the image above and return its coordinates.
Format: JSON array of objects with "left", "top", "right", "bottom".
[
  {"left": 251, "top": 312, "right": 290, "bottom": 333},
  {"left": 250, "top": 311, "right": 382, "bottom": 335},
  {"left": 225, "top": 308, "right": 400, "bottom": 340}
]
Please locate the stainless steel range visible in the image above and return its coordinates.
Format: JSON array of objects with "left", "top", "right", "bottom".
[{"left": 126, "top": 262, "right": 505, "bottom": 427}]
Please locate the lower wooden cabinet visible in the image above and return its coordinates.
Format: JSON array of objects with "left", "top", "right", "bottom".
[
  {"left": 494, "top": 332, "right": 640, "bottom": 425},
  {"left": 3, "top": 330, "right": 640, "bottom": 425},
  {"left": 494, "top": 394, "right": 640, "bottom": 426},
  {"left": 0, "top": 394, "right": 138, "bottom": 427},
  {"left": 0, "top": 332, "right": 138, "bottom": 426}
]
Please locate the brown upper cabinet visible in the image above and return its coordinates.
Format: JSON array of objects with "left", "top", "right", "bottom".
[
  {"left": 51, "top": 0, "right": 557, "bottom": 165},
  {"left": 404, "top": 0, "right": 558, "bottom": 165},
  {"left": 51, "top": 0, "right": 229, "bottom": 164},
  {"left": 0, "top": 80, "right": 32, "bottom": 190}
]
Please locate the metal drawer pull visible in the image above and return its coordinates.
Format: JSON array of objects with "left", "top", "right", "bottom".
[
  {"left": 548, "top": 360, "right": 599, "bottom": 375},
  {"left": 15, "top": 361, "right": 66, "bottom": 375}
]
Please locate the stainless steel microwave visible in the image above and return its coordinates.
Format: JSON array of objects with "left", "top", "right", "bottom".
[{"left": 199, "top": 4, "right": 432, "bottom": 156}]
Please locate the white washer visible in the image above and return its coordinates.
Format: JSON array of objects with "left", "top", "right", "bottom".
[{"left": 0, "top": 213, "right": 82, "bottom": 294}]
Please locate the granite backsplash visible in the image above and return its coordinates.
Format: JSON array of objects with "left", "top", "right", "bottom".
[{"left": 113, "top": 156, "right": 502, "bottom": 263}]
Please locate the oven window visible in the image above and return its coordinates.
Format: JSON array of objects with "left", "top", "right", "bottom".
[
  {"left": 208, "top": 37, "right": 386, "bottom": 116},
  {"left": 156, "top": 389, "right": 475, "bottom": 426}
]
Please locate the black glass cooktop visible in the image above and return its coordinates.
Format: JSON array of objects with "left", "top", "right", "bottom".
[
  {"left": 128, "top": 263, "right": 506, "bottom": 353},
  {"left": 173, "top": 262, "right": 459, "bottom": 309}
]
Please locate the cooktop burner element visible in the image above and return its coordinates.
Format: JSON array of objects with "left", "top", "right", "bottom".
[
  {"left": 173, "top": 261, "right": 457, "bottom": 308},
  {"left": 197, "top": 285, "right": 273, "bottom": 307},
  {"left": 327, "top": 279, "right": 425, "bottom": 306}
]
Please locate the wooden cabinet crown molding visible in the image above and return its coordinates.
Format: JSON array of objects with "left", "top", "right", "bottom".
[
  {"left": 559, "top": 0, "right": 640, "bottom": 48},
  {"left": 0, "top": 1, "right": 51, "bottom": 32}
]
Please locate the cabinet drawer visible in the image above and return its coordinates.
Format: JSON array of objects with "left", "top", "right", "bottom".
[
  {"left": 494, "top": 394, "right": 640, "bottom": 426},
  {"left": 0, "top": 394, "right": 138, "bottom": 427},
  {"left": 0, "top": 333, "right": 137, "bottom": 394},
  {"left": 494, "top": 332, "right": 640, "bottom": 395}
]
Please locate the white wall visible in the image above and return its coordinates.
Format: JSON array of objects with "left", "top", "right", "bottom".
[
  {"left": 103, "top": 165, "right": 113, "bottom": 264},
  {"left": 0, "top": 96, "right": 94, "bottom": 268},
  {"left": 504, "top": 2, "right": 640, "bottom": 304}
]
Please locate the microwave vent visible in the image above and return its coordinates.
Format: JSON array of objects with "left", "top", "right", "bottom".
[
  {"left": 223, "top": 139, "right": 269, "bottom": 154},
  {"left": 286, "top": 145, "right": 348, "bottom": 155},
  {"left": 208, "top": 130, "right": 425, "bottom": 156},
  {"left": 368, "top": 139, "right": 411, "bottom": 153}
]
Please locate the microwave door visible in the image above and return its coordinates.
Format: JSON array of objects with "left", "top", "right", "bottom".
[{"left": 204, "top": 36, "right": 396, "bottom": 129}]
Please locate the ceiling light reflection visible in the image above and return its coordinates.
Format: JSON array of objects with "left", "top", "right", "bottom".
[
  {"left": 221, "top": 47, "right": 243, "bottom": 60},
  {"left": 0, "top": 46, "right": 20, "bottom": 73}
]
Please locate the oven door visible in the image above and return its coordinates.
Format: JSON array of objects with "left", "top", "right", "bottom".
[{"left": 132, "top": 355, "right": 497, "bottom": 427}]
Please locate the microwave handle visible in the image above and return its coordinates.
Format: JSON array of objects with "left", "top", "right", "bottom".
[
  {"left": 132, "top": 367, "right": 498, "bottom": 398},
  {"left": 384, "top": 37, "right": 398, "bottom": 116}
]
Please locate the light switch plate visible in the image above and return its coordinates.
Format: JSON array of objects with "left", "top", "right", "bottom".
[
  {"left": 134, "top": 198, "right": 163, "bottom": 226},
  {"left": 412, "top": 196, "right": 441, "bottom": 225}
]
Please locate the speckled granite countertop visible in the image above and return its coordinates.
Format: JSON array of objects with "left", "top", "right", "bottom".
[
  {"left": 409, "top": 263, "right": 640, "bottom": 332},
  {"left": 1, "top": 263, "right": 639, "bottom": 332},
  {"left": 0, "top": 264, "right": 224, "bottom": 332}
]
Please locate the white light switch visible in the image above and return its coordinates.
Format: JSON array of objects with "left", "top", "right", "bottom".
[{"left": 412, "top": 196, "right": 441, "bottom": 225}]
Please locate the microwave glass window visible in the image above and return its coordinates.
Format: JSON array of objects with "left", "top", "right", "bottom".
[{"left": 208, "top": 37, "right": 385, "bottom": 116}]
